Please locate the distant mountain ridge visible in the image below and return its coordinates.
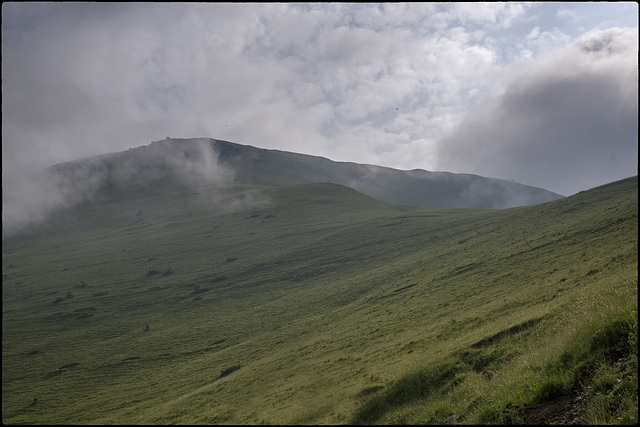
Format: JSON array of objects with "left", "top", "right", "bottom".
[{"left": 48, "top": 137, "right": 564, "bottom": 208}]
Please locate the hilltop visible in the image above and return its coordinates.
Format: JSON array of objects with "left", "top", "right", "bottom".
[
  {"left": 3, "top": 137, "right": 564, "bottom": 238},
  {"left": 46, "top": 137, "right": 563, "bottom": 209}
]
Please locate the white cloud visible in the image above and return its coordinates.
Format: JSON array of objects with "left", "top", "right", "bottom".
[
  {"left": 524, "top": 26, "right": 573, "bottom": 54},
  {"left": 451, "top": 2, "right": 529, "bottom": 28},
  {"left": 556, "top": 7, "right": 580, "bottom": 23}
]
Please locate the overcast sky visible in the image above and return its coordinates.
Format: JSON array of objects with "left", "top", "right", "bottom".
[{"left": 2, "top": 2, "right": 638, "bottom": 207}]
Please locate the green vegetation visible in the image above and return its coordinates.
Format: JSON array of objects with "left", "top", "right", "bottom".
[{"left": 2, "top": 174, "right": 637, "bottom": 425}]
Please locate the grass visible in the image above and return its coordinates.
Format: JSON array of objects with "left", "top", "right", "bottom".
[{"left": 2, "top": 176, "right": 637, "bottom": 424}]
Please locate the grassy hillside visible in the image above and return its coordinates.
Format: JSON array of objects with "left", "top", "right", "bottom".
[{"left": 2, "top": 176, "right": 637, "bottom": 425}]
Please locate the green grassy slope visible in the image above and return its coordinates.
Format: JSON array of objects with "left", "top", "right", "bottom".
[{"left": 2, "top": 176, "right": 637, "bottom": 425}]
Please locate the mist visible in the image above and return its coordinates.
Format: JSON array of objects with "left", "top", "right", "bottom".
[{"left": 2, "top": 138, "right": 237, "bottom": 237}]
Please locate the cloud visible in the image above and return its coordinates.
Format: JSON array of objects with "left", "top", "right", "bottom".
[
  {"left": 435, "top": 28, "right": 638, "bottom": 196},
  {"left": 1, "top": 3, "right": 527, "bottom": 169},
  {"left": 449, "top": 2, "right": 528, "bottom": 28},
  {"left": 2, "top": 3, "right": 637, "bottom": 233},
  {"left": 2, "top": 138, "right": 236, "bottom": 236}
]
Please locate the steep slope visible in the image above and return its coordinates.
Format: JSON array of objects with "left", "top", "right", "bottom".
[
  {"left": 2, "top": 174, "right": 636, "bottom": 425},
  {"left": 45, "top": 137, "right": 564, "bottom": 210}
]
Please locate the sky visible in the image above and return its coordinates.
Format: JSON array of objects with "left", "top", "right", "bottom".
[{"left": 2, "top": 2, "right": 638, "bottom": 225}]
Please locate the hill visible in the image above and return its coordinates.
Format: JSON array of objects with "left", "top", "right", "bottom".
[
  {"left": 2, "top": 164, "right": 636, "bottom": 425},
  {"left": 44, "top": 137, "right": 563, "bottom": 210}
]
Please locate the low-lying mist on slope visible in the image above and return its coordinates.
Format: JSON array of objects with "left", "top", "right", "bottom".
[
  {"left": 343, "top": 164, "right": 563, "bottom": 209},
  {"left": 2, "top": 138, "right": 239, "bottom": 237}
]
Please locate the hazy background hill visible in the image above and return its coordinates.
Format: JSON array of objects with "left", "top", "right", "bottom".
[
  {"left": 47, "top": 137, "right": 563, "bottom": 210},
  {"left": 2, "top": 137, "right": 564, "bottom": 237}
]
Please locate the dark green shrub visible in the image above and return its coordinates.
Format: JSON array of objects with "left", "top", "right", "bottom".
[
  {"left": 590, "top": 308, "right": 637, "bottom": 360},
  {"left": 533, "top": 376, "right": 568, "bottom": 403},
  {"left": 476, "top": 404, "right": 502, "bottom": 424}
]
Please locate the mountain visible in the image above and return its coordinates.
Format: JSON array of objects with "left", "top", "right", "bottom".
[
  {"left": 46, "top": 137, "right": 563, "bottom": 209},
  {"left": 2, "top": 153, "right": 636, "bottom": 426}
]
